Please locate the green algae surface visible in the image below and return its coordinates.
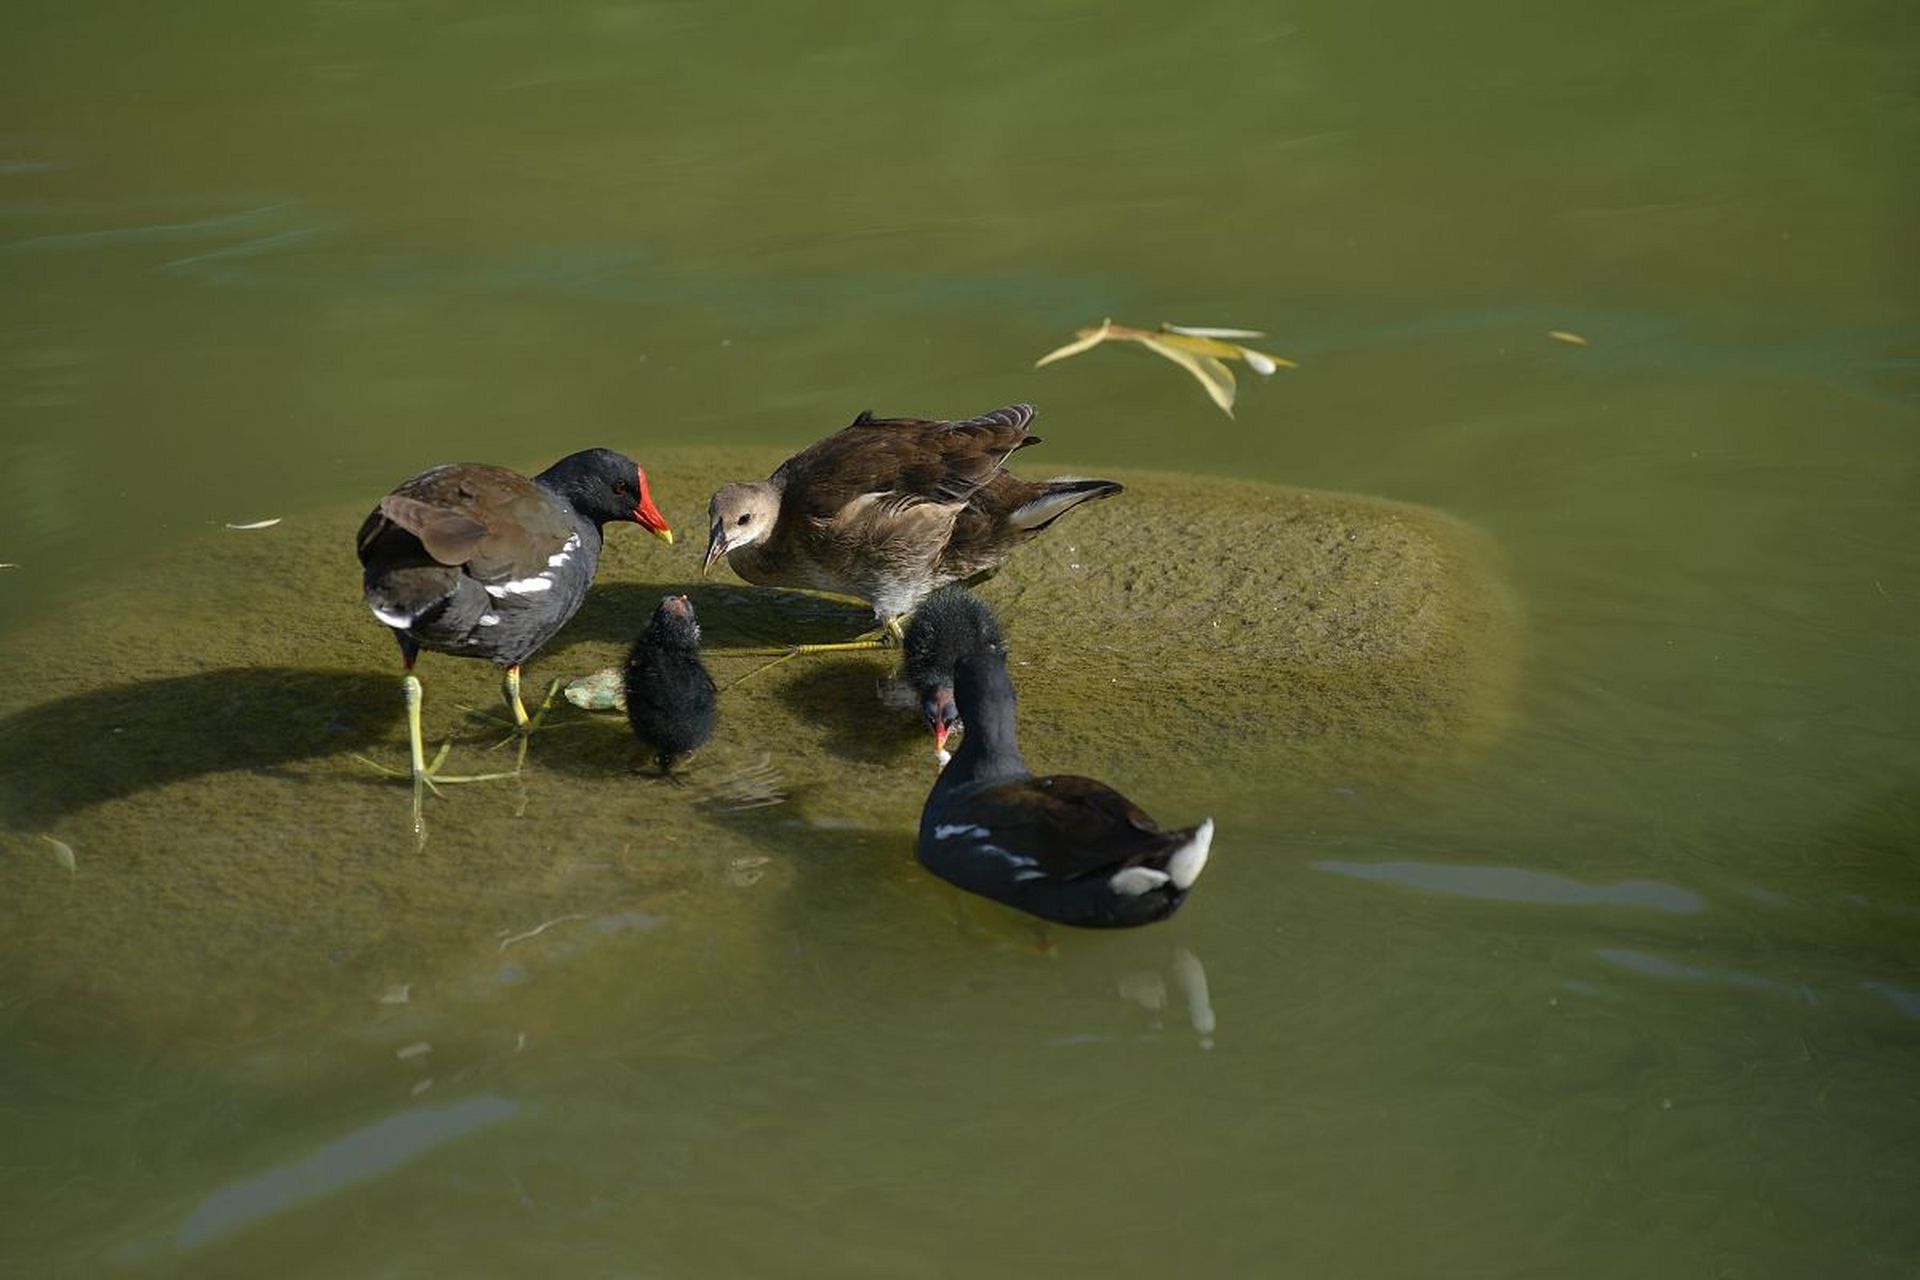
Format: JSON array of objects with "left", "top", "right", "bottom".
[{"left": 0, "top": 447, "right": 1514, "bottom": 1049}]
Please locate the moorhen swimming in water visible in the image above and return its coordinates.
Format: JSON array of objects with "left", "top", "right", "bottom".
[
  {"left": 917, "top": 647, "right": 1214, "bottom": 928},
  {"left": 901, "top": 584, "right": 1005, "bottom": 764},
  {"left": 356, "top": 448, "right": 673, "bottom": 803},
  {"left": 624, "top": 594, "right": 717, "bottom": 775},
  {"left": 702, "top": 403, "right": 1120, "bottom": 651}
]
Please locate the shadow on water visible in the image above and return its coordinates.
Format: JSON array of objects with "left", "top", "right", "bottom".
[{"left": 0, "top": 667, "right": 392, "bottom": 830}]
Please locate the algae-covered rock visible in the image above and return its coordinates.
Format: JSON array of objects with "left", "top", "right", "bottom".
[{"left": 0, "top": 446, "right": 1517, "bottom": 1046}]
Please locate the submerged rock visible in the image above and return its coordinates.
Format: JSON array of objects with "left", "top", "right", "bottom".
[{"left": 0, "top": 446, "right": 1517, "bottom": 1045}]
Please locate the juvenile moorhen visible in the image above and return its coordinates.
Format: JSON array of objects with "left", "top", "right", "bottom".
[
  {"left": 356, "top": 448, "right": 673, "bottom": 800},
  {"left": 901, "top": 584, "right": 1005, "bottom": 763},
  {"left": 703, "top": 403, "right": 1120, "bottom": 650},
  {"left": 624, "top": 594, "right": 717, "bottom": 775},
  {"left": 916, "top": 648, "right": 1214, "bottom": 928}
]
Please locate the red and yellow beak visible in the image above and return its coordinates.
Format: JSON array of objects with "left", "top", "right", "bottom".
[
  {"left": 932, "top": 721, "right": 951, "bottom": 754},
  {"left": 634, "top": 468, "right": 673, "bottom": 544}
]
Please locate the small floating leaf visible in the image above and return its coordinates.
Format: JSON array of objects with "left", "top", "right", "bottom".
[
  {"left": 1033, "top": 318, "right": 1114, "bottom": 368},
  {"left": 1137, "top": 337, "right": 1238, "bottom": 416},
  {"left": 1162, "top": 322, "right": 1268, "bottom": 340},
  {"left": 41, "top": 834, "right": 76, "bottom": 872},
  {"left": 1548, "top": 330, "right": 1589, "bottom": 347},
  {"left": 1241, "top": 348, "right": 1279, "bottom": 376},
  {"left": 224, "top": 518, "right": 282, "bottom": 530},
  {"left": 0, "top": 562, "right": 19, "bottom": 569},
  {"left": 1033, "top": 319, "right": 1294, "bottom": 416},
  {"left": 395, "top": 1041, "right": 432, "bottom": 1061}
]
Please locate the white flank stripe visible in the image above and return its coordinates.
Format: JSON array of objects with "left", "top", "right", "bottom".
[
  {"left": 934, "top": 823, "right": 990, "bottom": 841},
  {"left": 547, "top": 533, "right": 579, "bottom": 568},
  {"left": 486, "top": 574, "right": 553, "bottom": 597}
]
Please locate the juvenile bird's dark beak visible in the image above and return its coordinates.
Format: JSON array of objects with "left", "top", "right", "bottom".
[{"left": 702, "top": 525, "right": 727, "bottom": 576}]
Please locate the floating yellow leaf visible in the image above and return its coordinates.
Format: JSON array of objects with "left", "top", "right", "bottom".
[
  {"left": 1137, "top": 336, "right": 1239, "bottom": 417},
  {"left": 1033, "top": 318, "right": 1114, "bottom": 368},
  {"left": 1548, "top": 330, "right": 1589, "bottom": 347},
  {"left": 224, "top": 518, "right": 283, "bottom": 530},
  {"left": 1162, "top": 323, "right": 1268, "bottom": 340},
  {"left": 1033, "top": 319, "right": 1295, "bottom": 415}
]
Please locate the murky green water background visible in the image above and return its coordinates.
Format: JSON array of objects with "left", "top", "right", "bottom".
[{"left": 4, "top": 1, "right": 1918, "bottom": 1276}]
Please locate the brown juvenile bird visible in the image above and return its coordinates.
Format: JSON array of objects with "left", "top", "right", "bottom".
[{"left": 702, "top": 404, "right": 1120, "bottom": 649}]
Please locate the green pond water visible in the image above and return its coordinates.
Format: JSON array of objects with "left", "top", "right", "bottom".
[{"left": 3, "top": 2, "right": 1918, "bottom": 1276}]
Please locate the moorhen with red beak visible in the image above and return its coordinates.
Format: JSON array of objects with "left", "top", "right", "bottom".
[
  {"left": 703, "top": 403, "right": 1120, "bottom": 651},
  {"left": 624, "top": 594, "right": 717, "bottom": 775},
  {"left": 917, "top": 647, "right": 1214, "bottom": 928},
  {"left": 356, "top": 448, "right": 673, "bottom": 808},
  {"left": 901, "top": 584, "right": 1004, "bottom": 764}
]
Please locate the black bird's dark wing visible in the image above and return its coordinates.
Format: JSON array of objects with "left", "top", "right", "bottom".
[{"left": 958, "top": 774, "right": 1187, "bottom": 881}]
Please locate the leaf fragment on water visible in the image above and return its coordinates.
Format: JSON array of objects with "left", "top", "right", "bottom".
[
  {"left": 1033, "top": 318, "right": 1114, "bottom": 368},
  {"left": 377, "top": 983, "right": 412, "bottom": 1005},
  {"left": 1548, "top": 330, "right": 1589, "bottom": 347},
  {"left": 0, "top": 562, "right": 18, "bottom": 569},
  {"left": 395, "top": 1041, "right": 432, "bottom": 1061},
  {"left": 224, "top": 518, "right": 282, "bottom": 530},
  {"left": 1162, "top": 322, "right": 1268, "bottom": 340},
  {"left": 1032, "top": 318, "right": 1294, "bottom": 416},
  {"left": 1137, "top": 337, "right": 1238, "bottom": 416},
  {"left": 41, "top": 834, "right": 76, "bottom": 872}
]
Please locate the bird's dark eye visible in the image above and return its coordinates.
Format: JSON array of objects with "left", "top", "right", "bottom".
[{"left": 736, "top": 514, "right": 750, "bottom": 526}]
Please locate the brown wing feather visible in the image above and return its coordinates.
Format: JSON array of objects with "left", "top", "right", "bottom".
[
  {"left": 773, "top": 404, "right": 1038, "bottom": 521},
  {"left": 361, "top": 463, "right": 575, "bottom": 584},
  {"left": 962, "top": 775, "right": 1184, "bottom": 881}
]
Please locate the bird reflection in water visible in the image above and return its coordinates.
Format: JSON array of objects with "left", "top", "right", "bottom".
[{"left": 1117, "top": 947, "right": 1217, "bottom": 1049}]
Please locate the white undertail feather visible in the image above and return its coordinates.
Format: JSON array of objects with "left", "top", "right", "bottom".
[
  {"left": 369, "top": 604, "right": 417, "bottom": 629},
  {"left": 1007, "top": 482, "right": 1112, "bottom": 532},
  {"left": 1166, "top": 819, "right": 1215, "bottom": 890},
  {"left": 1109, "top": 866, "right": 1172, "bottom": 896}
]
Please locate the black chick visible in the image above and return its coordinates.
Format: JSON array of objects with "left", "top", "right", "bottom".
[
  {"left": 624, "top": 594, "right": 717, "bottom": 774},
  {"left": 902, "top": 585, "right": 1005, "bottom": 762}
]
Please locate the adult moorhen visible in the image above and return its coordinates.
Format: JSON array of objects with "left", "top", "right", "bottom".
[
  {"left": 917, "top": 647, "right": 1215, "bottom": 928},
  {"left": 703, "top": 403, "right": 1119, "bottom": 650},
  {"left": 356, "top": 448, "right": 673, "bottom": 803},
  {"left": 624, "top": 593, "right": 717, "bottom": 775}
]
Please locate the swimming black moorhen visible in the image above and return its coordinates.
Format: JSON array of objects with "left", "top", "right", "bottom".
[
  {"left": 703, "top": 404, "right": 1120, "bottom": 650},
  {"left": 356, "top": 448, "right": 673, "bottom": 799},
  {"left": 917, "top": 648, "right": 1214, "bottom": 928},
  {"left": 624, "top": 594, "right": 717, "bottom": 775}
]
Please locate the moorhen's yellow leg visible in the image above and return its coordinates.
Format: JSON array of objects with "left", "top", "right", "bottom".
[
  {"left": 722, "top": 615, "right": 907, "bottom": 658},
  {"left": 353, "top": 674, "right": 524, "bottom": 839},
  {"left": 488, "top": 664, "right": 565, "bottom": 768}
]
